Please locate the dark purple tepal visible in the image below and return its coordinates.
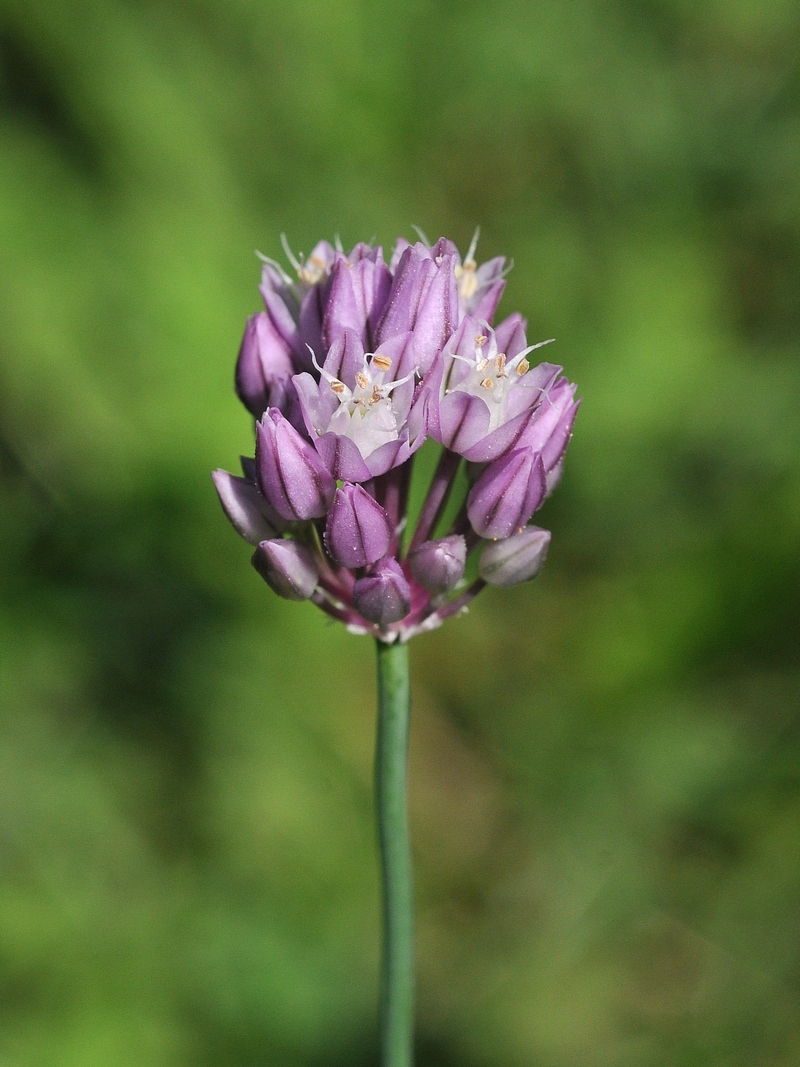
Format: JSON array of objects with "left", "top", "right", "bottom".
[{"left": 214, "top": 232, "right": 579, "bottom": 641}]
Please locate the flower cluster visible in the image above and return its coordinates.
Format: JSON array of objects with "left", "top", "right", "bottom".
[{"left": 214, "top": 232, "right": 579, "bottom": 642}]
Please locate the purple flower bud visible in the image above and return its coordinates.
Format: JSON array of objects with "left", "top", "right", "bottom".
[
  {"left": 408, "top": 535, "right": 466, "bottom": 595},
  {"left": 322, "top": 254, "right": 392, "bottom": 349},
  {"left": 212, "top": 469, "right": 282, "bottom": 544},
  {"left": 467, "top": 448, "right": 546, "bottom": 540},
  {"left": 256, "top": 409, "right": 335, "bottom": 521},
  {"left": 376, "top": 245, "right": 459, "bottom": 375},
  {"left": 353, "top": 558, "right": 411, "bottom": 626},
  {"left": 479, "top": 526, "right": 551, "bottom": 587},
  {"left": 235, "top": 313, "right": 295, "bottom": 418},
  {"left": 251, "top": 538, "right": 319, "bottom": 601},
  {"left": 324, "top": 484, "right": 393, "bottom": 569}
]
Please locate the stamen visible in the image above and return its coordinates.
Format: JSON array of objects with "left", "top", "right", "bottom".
[
  {"left": 465, "top": 226, "right": 480, "bottom": 265},
  {"left": 476, "top": 358, "right": 490, "bottom": 374},
  {"left": 370, "top": 388, "right": 383, "bottom": 405},
  {"left": 516, "top": 359, "right": 530, "bottom": 376},
  {"left": 474, "top": 334, "right": 487, "bottom": 347},
  {"left": 330, "top": 380, "right": 346, "bottom": 394},
  {"left": 495, "top": 354, "right": 507, "bottom": 376},
  {"left": 480, "top": 378, "right": 494, "bottom": 390},
  {"left": 371, "top": 353, "right": 392, "bottom": 373},
  {"left": 280, "top": 233, "right": 303, "bottom": 274},
  {"left": 355, "top": 372, "right": 369, "bottom": 390}
]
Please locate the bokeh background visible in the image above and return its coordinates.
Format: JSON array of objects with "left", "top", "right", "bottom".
[{"left": 2, "top": 1, "right": 800, "bottom": 1064}]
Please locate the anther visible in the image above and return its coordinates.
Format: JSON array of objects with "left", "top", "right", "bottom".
[
  {"left": 355, "top": 372, "right": 369, "bottom": 390},
  {"left": 480, "top": 378, "right": 494, "bottom": 390},
  {"left": 476, "top": 358, "right": 490, "bottom": 374},
  {"left": 474, "top": 334, "right": 487, "bottom": 347},
  {"left": 330, "top": 380, "right": 346, "bottom": 394},
  {"left": 516, "top": 359, "right": 530, "bottom": 376},
  {"left": 371, "top": 354, "right": 392, "bottom": 372}
]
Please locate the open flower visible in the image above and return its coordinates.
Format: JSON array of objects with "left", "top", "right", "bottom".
[
  {"left": 424, "top": 315, "right": 565, "bottom": 462},
  {"left": 293, "top": 330, "right": 426, "bottom": 482}
]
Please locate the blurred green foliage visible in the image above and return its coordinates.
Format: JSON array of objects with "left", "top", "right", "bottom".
[{"left": 1, "top": 0, "right": 800, "bottom": 1064}]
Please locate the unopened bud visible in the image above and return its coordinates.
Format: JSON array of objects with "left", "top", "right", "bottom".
[
  {"left": 324, "top": 484, "right": 393, "bottom": 569},
  {"left": 353, "top": 559, "right": 411, "bottom": 626},
  {"left": 479, "top": 526, "right": 551, "bottom": 587},
  {"left": 408, "top": 535, "right": 466, "bottom": 595},
  {"left": 251, "top": 539, "right": 319, "bottom": 601}
]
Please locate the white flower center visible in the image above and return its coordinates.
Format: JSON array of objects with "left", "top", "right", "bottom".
[
  {"left": 317, "top": 353, "right": 412, "bottom": 458},
  {"left": 446, "top": 329, "right": 553, "bottom": 434}
]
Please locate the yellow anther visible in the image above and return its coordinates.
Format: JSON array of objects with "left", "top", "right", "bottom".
[
  {"left": 369, "top": 387, "right": 383, "bottom": 405},
  {"left": 355, "top": 372, "right": 369, "bottom": 390},
  {"left": 371, "top": 353, "right": 392, "bottom": 372},
  {"left": 515, "top": 358, "right": 530, "bottom": 376},
  {"left": 480, "top": 377, "right": 494, "bottom": 390},
  {"left": 495, "top": 354, "right": 507, "bottom": 376},
  {"left": 476, "top": 358, "right": 490, "bottom": 374},
  {"left": 330, "top": 379, "right": 346, "bottom": 394},
  {"left": 474, "top": 334, "right": 487, "bottom": 347}
]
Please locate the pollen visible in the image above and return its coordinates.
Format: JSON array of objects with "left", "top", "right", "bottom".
[{"left": 372, "top": 354, "right": 392, "bottom": 372}]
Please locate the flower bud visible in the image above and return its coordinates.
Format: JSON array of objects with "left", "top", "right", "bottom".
[
  {"left": 479, "top": 526, "right": 551, "bottom": 587},
  {"left": 212, "top": 469, "right": 281, "bottom": 544},
  {"left": 467, "top": 448, "right": 546, "bottom": 540},
  {"left": 251, "top": 538, "right": 319, "bottom": 601},
  {"left": 353, "top": 559, "right": 411, "bottom": 626},
  {"left": 408, "top": 535, "right": 466, "bottom": 595},
  {"left": 256, "top": 409, "right": 335, "bottom": 521},
  {"left": 235, "top": 313, "right": 295, "bottom": 418},
  {"left": 324, "top": 484, "right": 393, "bottom": 569}
]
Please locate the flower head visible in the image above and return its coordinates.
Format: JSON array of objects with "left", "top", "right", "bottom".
[{"left": 216, "top": 231, "right": 579, "bottom": 641}]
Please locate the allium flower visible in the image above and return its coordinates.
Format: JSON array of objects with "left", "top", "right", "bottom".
[{"left": 215, "top": 231, "right": 579, "bottom": 642}]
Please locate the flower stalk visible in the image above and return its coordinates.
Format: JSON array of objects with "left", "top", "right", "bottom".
[{"left": 375, "top": 639, "right": 414, "bottom": 1067}]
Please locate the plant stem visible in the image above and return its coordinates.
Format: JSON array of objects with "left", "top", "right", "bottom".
[{"left": 375, "top": 639, "right": 414, "bottom": 1067}]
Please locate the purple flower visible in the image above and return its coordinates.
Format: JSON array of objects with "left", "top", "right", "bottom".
[
  {"left": 353, "top": 559, "right": 412, "bottom": 626},
  {"left": 479, "top": 526, "right": 551, "bottom": 587},
  {"left": 325, "top": 484, "right": 394, "bottom": 569},
  {"left": 212, "top": 468, "right": 283, "bottom": 544},
  {"left": 376, "top": 242, "right": 460, "bottom": 375},
  {"left": 256, "top": 409, "right": 336, "bottom": 521},
  {"left": 424, "top": 316, "right": 565, "bottom": 463},
  {"left": 467, "top": 447, "right": 547, "bottom": 540},
  {"left": 235, "top": 312, "right": 296, "bottom": 419},
  {"left": 293, "top": 331, "right": 426, "bottom": 482},
  {"left": 217, "top": 232, "right": 579, "bottom": 641},
  {"left": 408, "top": 535, "right": 466, "bottom": 596},
  {"left": 252, "top": 538, "right": 319, "bottom": 601}
]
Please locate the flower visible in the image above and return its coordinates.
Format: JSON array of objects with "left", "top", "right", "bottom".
[{"left": 215, "top": 232, "right": 579, "bottom": 641}]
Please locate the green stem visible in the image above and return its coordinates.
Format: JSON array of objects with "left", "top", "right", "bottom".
[{"left": 375, "top": 639, "right": 414, "bottom": 1067}]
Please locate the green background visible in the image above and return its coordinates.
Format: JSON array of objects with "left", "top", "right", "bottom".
[{"left": 2, "top": 1, "right": 799, "bottom": 1064}]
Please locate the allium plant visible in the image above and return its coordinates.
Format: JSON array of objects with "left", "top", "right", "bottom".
[{"left": 214, "top": 230, "right": 578, "bottom": 1067}]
